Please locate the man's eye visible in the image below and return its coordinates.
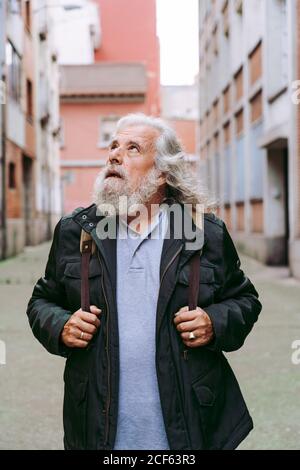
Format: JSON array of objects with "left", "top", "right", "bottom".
[
  {"left": 128, "top": 146, "right": 139, "bottom": 152},
  {"left": 110, "top": 144, "right": 118, "bottom": 150}
]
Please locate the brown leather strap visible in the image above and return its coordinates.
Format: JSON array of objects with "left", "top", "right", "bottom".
[
  {"left": 81, "top": 239, "right": 92, "bottom": 313},
  {"left": 188, "top": 252, "right": 200, "bottom": 311}
]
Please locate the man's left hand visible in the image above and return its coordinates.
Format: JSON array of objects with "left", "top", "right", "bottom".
[{"left": 173, "top": 306, "right": 214, "bottom": 348}]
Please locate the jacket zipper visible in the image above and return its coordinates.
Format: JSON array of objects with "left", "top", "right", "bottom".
[
  {"left": 97, "top": 250, "right": 111, "bottom": 447},
  {"left": 158, "top": 244, "right": 192, "bottom": 449},
  {"left": 159, "top": 245, "right": 183, "bottom": 287},
  {"left": 160, "top": 245, "right": 190, "bottom": 361}
]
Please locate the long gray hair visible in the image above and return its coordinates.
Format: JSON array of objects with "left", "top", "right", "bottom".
[{"left": 116, "top": 113, "right": 214, "bottom": 210}]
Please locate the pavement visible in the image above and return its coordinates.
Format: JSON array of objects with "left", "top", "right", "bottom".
[{"left": 0, "top": 242, "right": 299, "bottom": 450}]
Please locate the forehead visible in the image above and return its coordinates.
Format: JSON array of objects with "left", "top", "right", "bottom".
[{"left": 114, "top": 125, "right": 160, "bottom": 145}]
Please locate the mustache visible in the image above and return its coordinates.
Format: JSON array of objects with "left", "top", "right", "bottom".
[{"left": 104, "top": 165, "right": 126, "bottom": 179}]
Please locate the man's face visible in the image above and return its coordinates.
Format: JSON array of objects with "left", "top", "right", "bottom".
[
  {"left": 93, "top": 124, "right": 164, "bottom": 213},
  {"left": 103, "top": 125, "right": 160, "bottom": 192}
]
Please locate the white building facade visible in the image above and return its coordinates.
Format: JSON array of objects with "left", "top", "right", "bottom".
[{"left": 198, "top": 0, "right": 300, "bottom": 278}]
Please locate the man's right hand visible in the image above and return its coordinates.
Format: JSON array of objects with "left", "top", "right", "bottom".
[{"left": 61, "top": 305, "right": 101, "bottom": 348}]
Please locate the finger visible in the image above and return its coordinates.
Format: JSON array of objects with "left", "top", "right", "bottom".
[
  {"left": 173, "top": 309, "right": 198, "bottom": 325},
  {"left": 180, "top": 329, "right": 202, "bottom": 341},
  {"left": 183, "top": 335, "right": 211, "bottom": 348},
  {"left": 77, "top": 330, "right": 93, "bottom": 342},
  {"left": 90, "top": 305, "right": 101, "bottom": 315},
  {"left": 77, "top": 318, "right": 98, "bottom": 335},
  {"left": 176, "top": 318, "right": 200, "bottom": 333},
  {"left": 174, "top": 306, "right": 189, "bottom": 317},
  {"left": 69, "top": 325, "right": 92, "bottom": 341},
  {"left": 73, "top": 339, "right": 89, "bottom": 349},
  {"left": 79, "top": 311, "right": 101, "bottom": 327}
]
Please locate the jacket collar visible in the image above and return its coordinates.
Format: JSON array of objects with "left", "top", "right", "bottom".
[{"left": 72, "top": 202, "right": 206, "bottom": 279}]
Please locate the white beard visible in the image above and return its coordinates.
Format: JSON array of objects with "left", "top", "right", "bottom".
[{"left": 92, "top": 166, "right": 162, "bottom": 215}]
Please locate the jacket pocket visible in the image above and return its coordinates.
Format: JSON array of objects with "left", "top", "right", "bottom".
[
  {"left": 63, "top": 258, "right": 102, "bottom": 311},
  {"left": 177, "top": 263, "right": 216, "bottom": 307},
  {"left": 191, "top": 360, "right": 225, "bottom": 448},
  {"left": 63, "top": 366, "right": 89, "bottom": 449}
]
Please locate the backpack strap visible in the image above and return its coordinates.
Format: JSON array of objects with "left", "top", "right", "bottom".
[
  {"left": 80, "top": 229, "right": 96, "bottom": 313},
  {"left": 188, "top": 206, "right": 203, "bottom": 310},
  {"left": 188, "top": 251, "right": 201, "bottom": 311}
]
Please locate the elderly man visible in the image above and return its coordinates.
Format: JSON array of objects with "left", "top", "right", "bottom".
[{"left": 27, "top": 113, "right": 262, "bottom": 450}]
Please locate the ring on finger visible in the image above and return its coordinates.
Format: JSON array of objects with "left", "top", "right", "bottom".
[
  {"left": 188, "top": 331, "right": 196, "bottom": 340},
  {"left": 80, "top": 331, "right": 84, "bottom": 340}
]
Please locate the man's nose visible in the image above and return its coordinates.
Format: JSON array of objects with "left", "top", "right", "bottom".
[{"left": 108, "top": 147, "right": 123, "bottom": 165}]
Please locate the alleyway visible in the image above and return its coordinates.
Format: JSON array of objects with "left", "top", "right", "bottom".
[{"left": 0, "top": 243, "right": 299, "bottom": 450}]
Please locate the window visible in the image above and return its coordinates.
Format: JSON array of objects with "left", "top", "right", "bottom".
[
  {"left": 222, "top": 0, "right": 229, "bottom": 37},
  {"left": 249, "top": 41, "right": 262, "bottom": 86},
  {"left": 9, "top": 162, "right": 16, "bottom": 189},
  {"left": 207, "top": 110, "right": 211, "bottom": 135},
  {"left": 212, "top": 26, "right": 218, "bottom": 56},
  {"left": 234, "top": 67, "right": 243, "bottom": 101},
  {"left": 236, "top": 202, "right": 245, "bottom": 231},
  {"left": 98, "top": 117, "right": 119, "bottom": 148},
  {"left": 6, "top": 42, "right": 21, "bottom": 103},
  {"left": 213, "top": 99, "right": 219, "bottom": 126},
  {"left": 223, "top": 121, "right": 231, "bottom": 146},
  {"left": 26, "top": 79, "right": 33, "bottom": 122},
  {"left": 250, "top": 90, "right": 263, "bottom": 124},
  {"left": 25, "top": 1, "right": 31, "bottom": 32},
  {"left": 235, "top": 109, "right": 244, "bottom": 136},
  {"left": 223, "top": 86, "right": 230, "bottom": 114},
  {"left": 235, "top": 0, "right": 243, "bottom": 15},
  {"left": 251, "top": 200, "right": 264, "bottom": 233}
]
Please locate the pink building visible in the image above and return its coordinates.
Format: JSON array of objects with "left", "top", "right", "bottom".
[
  {"left": 161, "top": 85, "right": 199, "bottom": 165},
  {"left": 60, "top": 0, "right": 160, "bottom": 214}
]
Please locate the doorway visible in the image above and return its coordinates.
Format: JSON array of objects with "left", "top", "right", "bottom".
[{"left": 267, "top": 142, "right": 289, "bottom": 265}]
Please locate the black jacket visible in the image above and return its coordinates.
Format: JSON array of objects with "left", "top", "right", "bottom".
[{"left": 27, "top": 203, "right": 262, "bottom": 450}]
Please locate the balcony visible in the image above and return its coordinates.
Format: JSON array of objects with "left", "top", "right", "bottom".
[{"left": 60, "top": 63, "right": 147, "bottom": 103}]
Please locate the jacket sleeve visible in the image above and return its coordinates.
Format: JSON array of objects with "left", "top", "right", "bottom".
[
  {"left": 26, "top": 219, "right": 72, "bottom": 357},
  {"left": 204, "top": 222, "right": 262, "bottom": 353}
]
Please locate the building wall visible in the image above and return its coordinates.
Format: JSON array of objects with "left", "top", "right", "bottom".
[
  {"left": 0, "top": 0, "right": 6, "bottom": 258},
  {"left": 94, "top": 0, "right": 160, "bottom": 116},
  {"left": 60, "top": 100, "right": 149, "bottom": 214},
  {"left": 59, "top": 0, "right": 160, "bottom": 214},
  {"left": 4, "top": 0, "right": 30, "bottom": 257},
  {"left": 161, "top": 85, "right": 199, "bottom": 161},
  {"left": 34, "top": 0, "right": 62, "bottom": 244},
  {"left": 290, "top": 0, "right": 300, "bottom": 278},
  {"left": 53, "top": 0, "right": 100, "bottom": 65},
  {"left": 1, "top": 0, "right": 62, "bottom": 259},
  {"left": 198, "top": 0, "right": 299, "bottom": 276},
  {"left": 167, "top": 119, "right": 197, "bottom": 155}
]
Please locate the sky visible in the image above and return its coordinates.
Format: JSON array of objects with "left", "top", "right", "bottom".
[{"left": 156, "top": 0, "right": 199, "bottom": 86}]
